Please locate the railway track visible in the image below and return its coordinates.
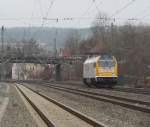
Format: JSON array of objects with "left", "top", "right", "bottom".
[
  {"left": 113, "top": 86, "right": 150, "bottom": 95},
  {"left": 16, "top": 84, "right": 106, "bottom": 127},
  {"left": 23, "top": 82, "right": 150, "bottom": 114},
  {"left": 18, "top": 80, "right": 150, "bottom": 95},
  {"left": 53, "top": 82, "right": 150, "bottom": 95},
  {"left": 46, "top": 81, "right": 150, "bottom": 95}
]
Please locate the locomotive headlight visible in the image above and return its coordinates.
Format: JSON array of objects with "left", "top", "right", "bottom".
[
  {"left": 111, "top": 69, "right": 114, "bottom": 72},
  {"left": 112, "top": 71, "right": 115, "bottom": 75}
]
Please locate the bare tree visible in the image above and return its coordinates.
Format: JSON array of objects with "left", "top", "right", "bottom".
[
  {"left": 64, "top": 30, "right": 80, "bottom": 55},
  {"left": 91, "top": 12, "right": 110, "bottom": 43}
]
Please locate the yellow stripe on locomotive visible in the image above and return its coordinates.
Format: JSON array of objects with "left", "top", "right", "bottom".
[
  {"left": 96, "top": 56, "right": 118, "bottom": 77},
  {"left": 83, "top": 55, "right": 118, "bottom": 87}
]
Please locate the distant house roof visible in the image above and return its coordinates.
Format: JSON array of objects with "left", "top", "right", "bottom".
[
  {"left": 59, "top": 48, "right": 71, "bottom": 57},
  {"left": 90, "top": 41, "right": 108, "bottom": 54}
]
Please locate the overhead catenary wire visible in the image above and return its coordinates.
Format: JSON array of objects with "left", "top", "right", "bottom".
[
  {"left": 2, "top": 0, "right": 150, "bottom": 28},
  {"left": 139, "top": 5, "right": 150, "bottom": 19},
  {"left": 81, "top": 2, "right": 94, "bottom": 17},
  {"left": 27, "top": 0, "right": 39, "bottom": 39},
  {"left": 31, "top": 0, "right": 55, "bottom": 39},
  {"left": 38, "top": 0, "right": 44, "bottom": 18},
  {"left": 40, "top": 0, "right": 143, "bottom": 23},
  {"left": 73, "top": 0, "right": 96, "bottom": 29},
  {"left": 93, "top": 0, "right": 102, "bottom": 14},
  {"left": 81, "top": 0, "right": 102, "bottom": 17},
  {"left": 71, "top": 0, "right": 99, "bottom": 49},
  {"left": 43, "top": 16, "right": 150, "bottom": 22},
  {"left": 22, "top": 0, "right": 37, "bottom": 41},
  {"left": 110, "top": 0, "right": 137, "bottom": 18},
  {"left": 1, "top": 16, "right": 150, "bottom": 22},
  {"left": 81, "top": 0, "right": 103, "bottom": 19},
  {"left": 135, "top": 5, "right": 150, "bottom": 18},
  {"left": 44, "top": 0, "right": 55, "bottom": 19},
  {"left": 1, "top": 0, "right": 150, "bottom": 29},
  {"left": 0, "top": 0, "right": 150, "bottom": 23}
]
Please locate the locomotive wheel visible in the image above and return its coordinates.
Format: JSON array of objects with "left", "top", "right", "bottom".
[
  {"left": 107, "top": 82, "right": 117, "bottom": 89},
  {"left": 108, "top": 84, "right": 113, "bottom": 89},
  {"left": 83, "top": 78, "right": 91, "bottom": 87},
  {"left": 91, "top": 78, "right": 97, "bottom": 86},
  {"left": 94, "top": 82, "right": 102, "bottom": 88}
]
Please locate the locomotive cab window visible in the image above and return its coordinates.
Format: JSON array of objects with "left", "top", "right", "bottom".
[{"left": 99, "top": 60, "right": 115, "bottom": 67}]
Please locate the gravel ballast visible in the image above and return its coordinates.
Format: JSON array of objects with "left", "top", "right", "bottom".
[
  {"left": 49, "top": 82, "right": 150, "bottom": 103},
  {"left": 0, "top": 83, "right": 37, "bottom": 127},
  {"left": 26, "top": 83, "right": 150, "bottom": 127}
]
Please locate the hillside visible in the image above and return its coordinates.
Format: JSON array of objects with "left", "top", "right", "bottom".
[{"left": 4, "top": 27, "right": 92, "bottom": 50}]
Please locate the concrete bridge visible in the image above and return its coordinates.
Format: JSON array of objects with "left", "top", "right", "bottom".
[
  {"left": 0, "top": 55, "right": 82, "bottom": 64},
  {"left": 0, "top": 55, "right": 84, "bottom": 81}
]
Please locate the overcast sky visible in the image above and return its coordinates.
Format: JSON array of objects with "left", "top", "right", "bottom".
[{"left": 0, "top": 0, "right": 150, "bottom": 28}]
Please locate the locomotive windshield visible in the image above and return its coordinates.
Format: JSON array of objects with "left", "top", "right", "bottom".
[
  {"left": 100, "top": 55, "right": 113, "bottom": 61},
  {"left": 99, "top": 60, "right": 115, "bottom": 67}
]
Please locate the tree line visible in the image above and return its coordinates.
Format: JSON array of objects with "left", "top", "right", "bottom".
[{"left": 64, "top": 12, "right": 150, "bottom": 84}]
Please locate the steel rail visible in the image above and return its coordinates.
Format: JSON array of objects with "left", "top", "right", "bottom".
[
  {"left": 113, "top": 87, "right": 150, "bottom": 95},
  {"left": 26, "top": 82, "right": 150, "bottom": 114},
  {"left": 44, "top": 81, "right": 150, "bottom": 96},
  {"left": 44, "top": 83, "right": 150, "bottom": 106},
  {"left": 4, "top": 80, "right": 150, "bottom": 96},
  {"left": 17, "top": 84, "right": 107, "bottom": 127},
  {"left": 16, "top": 85, "right": 55, "bottom": 127},
  {"left": 6, "top": 80, "right": 150, "bottom": 96}
]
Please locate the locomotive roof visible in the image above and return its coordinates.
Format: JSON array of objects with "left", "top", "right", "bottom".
[
  {"left": 84, "top": 56, "right": 100, "bottom": 64},
  {"left": 84, "top": 55, "right": 115, "bottom": 64}
]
